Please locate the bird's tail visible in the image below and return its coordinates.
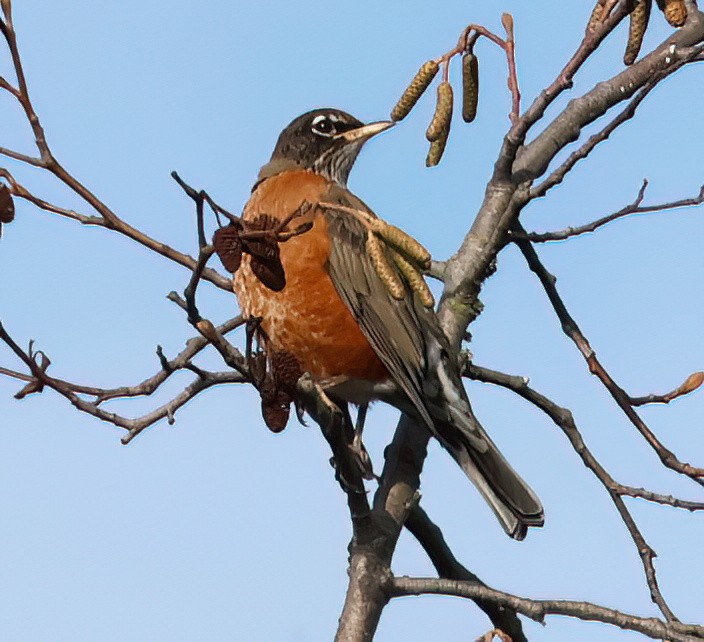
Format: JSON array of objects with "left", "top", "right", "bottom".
[
  {"left": 421, "top": 340, "right": 544, "bottom": 540},
  {"left": 440, "top": 416, "right": 544, "bottom": 540}
]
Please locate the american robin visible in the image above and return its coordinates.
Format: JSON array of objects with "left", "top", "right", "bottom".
[{"left": 231, "top": 108, "right": 544, "bottom": 539}]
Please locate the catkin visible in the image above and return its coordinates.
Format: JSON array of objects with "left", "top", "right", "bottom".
[
  {"left": 624, "top": 0, "right": 651, "bottom": 65},
  {"left": 392, "top": 251, "right": 434, "bottom": 308},
  {"left": 586, "top": 0, "right": 608, "bottom": 33},
  {"left": 390, "top": 61, "right": 439, "bottom": 122},
  {"left": 425, "top": 81, "right": 453, "bottom": 142},
  {"left": 461, "top": 52, "right": 479, "bottom": 123},
  {"left": 370, "top": 219, "right": 431, "bottom": 271},
  {"left": 366, "top": 232, "right": 405, "bottom": 300},
  {"left": 426, "top": 130, "right": 449, "bottom": 167}
]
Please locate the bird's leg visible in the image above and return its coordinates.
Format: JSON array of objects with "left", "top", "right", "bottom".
[
  {"left": 244, "top": 316, "right": 266, "bottom": 388},
  {"left": 297, "top": 374, "right": 373, "bottom": 488},
  {"left": 351, "top": 402, "right": 375, "bottom": 481}
]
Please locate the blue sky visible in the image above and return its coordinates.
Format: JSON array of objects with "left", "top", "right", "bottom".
[{"left": 1, "top": 2, "right": 703, "bottom": 640}]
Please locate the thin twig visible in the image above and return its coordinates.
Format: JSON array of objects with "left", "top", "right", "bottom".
[
  {"left": 0, "top": 321, "right": 247, "bottom": 444},
  {"left": 523, "top": 181, "right": 704, "bottom": 242},
  {"left": 465, "top": 362, "right": 699, "bottom": 621},
  {"left": 512, "top": 221, "right": 704, "bottom": 488}
]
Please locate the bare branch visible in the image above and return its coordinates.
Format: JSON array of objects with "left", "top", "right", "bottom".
[
  {"left": 523, "top": 181, "right": 704, "bottom": 242},
  {"left": 0, "top": 19, "right": 231, "bottom": 290},
  {"left": 529, "top": 77, "right": 657, "bottom": 199},
  {"left": 388, "top": 577, "right": 704, "bottom": 642},
  {"left": 465, "top": 363, "right": 703, "bottom": 620},
  {"left": 405, "top": 505, "right": 527, "bottom": 642},
  {"left": 514, "top": 19, "right": 704, "bottom": 182},
  {"left": 0, "top": 319, "right": 248, "bottom": 444},
  {"left": 512, "top": 221, "right": 704, "bottom": 486}
]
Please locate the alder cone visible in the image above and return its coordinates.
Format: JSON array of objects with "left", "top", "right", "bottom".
[
  {"left": 271, "top": 350, "right": 303, "bottom": 394},
  {"left": 260, "top": 377, "right": 291, "bottom": 433},
  {"left": 243, "top": 214, "right": 286, "bottom": 291},
  {"left": 213, "top": 225, "right": 243, "bottom": 273},
  {"left": 0, "top": 184, "right": 14, "bottom": 223}
]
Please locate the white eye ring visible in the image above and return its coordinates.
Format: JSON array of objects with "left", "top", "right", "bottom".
[{"left": 311, "top": 114, "right": 337, "bottom": 137}]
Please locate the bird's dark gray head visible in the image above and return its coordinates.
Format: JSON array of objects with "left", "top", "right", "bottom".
[{"left": 265, "top": 108, "right": 393, "bottom": 186}]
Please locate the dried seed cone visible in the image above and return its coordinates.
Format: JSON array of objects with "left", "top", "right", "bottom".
[
  {"left": 371, "top": 219, "right": 431, "bottom": 271},
  {"left": 425, "top": 81, "right": 453, "bottom": 142},
  {"left": 425, "top": 130, "right": 449, "bottom": 167},
  {"left": 390, "top": 60, "right": 439, "bottom": 122},
  {"left": 366, "top": 232, "right": 405, "bottom": 300},
  {"left": 624, "top": 0, "right": 651, "bottom": 65},
  {"left": 260, "top": 377, "right": 291, "bottom": 433},
  {"left": 0, "top": 183, "right": 14, "bottom": 235},
  {"left": 271, "top": 350, "right": 303, "bottom": 395},
  {"left": 663, "top": 0, "right": 686, "bottom": 27},
  {"left": 461, "top": 52, "right": 479, "bottom": 123},
  {"left": 212, "top": 225, "right": 243, "bottom": 273},
  {"left": 392, "top": 251, "right": 434, "bottom": 308}
]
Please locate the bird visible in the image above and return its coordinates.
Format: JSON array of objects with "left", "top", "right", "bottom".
[{"left": 230, "top": 108, "right": 544, "bottom": 540}]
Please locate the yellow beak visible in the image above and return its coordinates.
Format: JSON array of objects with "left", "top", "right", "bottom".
[{"left": 334, "top": 120, "right": 394, "bottom": 143}]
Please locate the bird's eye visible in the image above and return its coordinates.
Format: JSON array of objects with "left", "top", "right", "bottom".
[{"left": 311, "top": 115, "right": 336, "bottom": 137}]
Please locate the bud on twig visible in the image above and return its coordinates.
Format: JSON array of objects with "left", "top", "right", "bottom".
[
  {"left": 390, "top": 60, "right": 439, "bottom": 122},
  {"left": 666, "top": 371, "right": 704, "bottom": 401}
]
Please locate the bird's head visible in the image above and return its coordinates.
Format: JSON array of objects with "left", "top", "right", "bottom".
[{"left": 264, "top": 109, "right": 393, "bottom": 186}]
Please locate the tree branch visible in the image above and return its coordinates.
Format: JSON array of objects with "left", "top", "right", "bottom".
[
  {"left": 523, "top": 180, "right": 704, "bottom": 242},
  {"left": 511, "top": 221, "right": 704, "bottom": 486},
  {"left": 465, "top": 363, "right": 704, "bottom": 622},
  {"left": 388, "top": 577, "right": 704, "bottom": 642},
  {"left": 0, "top": 321, "right": 247, "bottom": 444},
  {"left": 405, "top": 505, "right": 528, "bottom": 642}
]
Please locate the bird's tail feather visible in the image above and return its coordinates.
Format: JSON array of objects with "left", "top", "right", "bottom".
[{"left": 442, "top": 421, "right": 544, "bottom": 540}]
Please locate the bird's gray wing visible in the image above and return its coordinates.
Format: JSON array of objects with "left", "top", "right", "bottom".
[
  {"left": 322, "top": 191, "right": 436, "bottom": 431},
  {"left": 322, "top": 190, "right": 543, "bottom": 540}
]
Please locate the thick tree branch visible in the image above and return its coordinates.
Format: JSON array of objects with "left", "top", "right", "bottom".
[
  {"left": 439, "top": 5, "right": 704, "bottom": 346},
  {"left": 335, "top": 416, "right": 429, "bottom": 642},
  {"left": 514, "top": 15, "right": 704, "bottom": 182}
]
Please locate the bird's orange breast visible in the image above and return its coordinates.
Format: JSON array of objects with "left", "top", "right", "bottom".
[{"left": 233, "top": 170, "right": 388, "bottom": 381}]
